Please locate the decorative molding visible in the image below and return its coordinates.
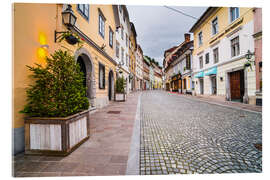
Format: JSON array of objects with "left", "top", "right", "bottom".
[
  {"left": 226, "top": 25, "right": 243, "bottom": 38},
  {"left": 210, "top": 40, "right": 220, "bottom": 48},
  {"left": 197, "top": 50, "right": 204, "bottom": 56}
]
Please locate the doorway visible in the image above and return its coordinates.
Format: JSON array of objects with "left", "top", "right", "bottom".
[
  {"left": 199, "top": 78, "right": 204, "bottom": 94},
  {"left": 108, "top": 70, "right": 114, "bottom": 101},
  {"left": 211, "top": 76, "right": 217, "bottom": 95},
  {"left": 229, "top": 70, "right": 244, "bottom": 102},
  {"left": 77, "top": 56, "right": 87, "bottom": 96}
]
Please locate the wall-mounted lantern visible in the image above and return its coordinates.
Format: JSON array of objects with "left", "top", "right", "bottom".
[
  {"left": 54, "top": 5, "right": 78, "bottom": 44},
  {"left": 62, "top": 4, "right": 77, "bottom": 28}
]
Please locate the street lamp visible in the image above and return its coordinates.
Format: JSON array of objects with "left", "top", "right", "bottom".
[
  {"left": 62, "top": 4, "right": 77, "bottom": 28},
  {"left": 245, "top": 50, "right": 255, "bottom": 62},
  {"left": 54, "top": 4, "right": 78, "bottom": 43}
]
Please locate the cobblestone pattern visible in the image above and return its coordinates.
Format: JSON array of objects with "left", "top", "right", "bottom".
[{"left": 140, "top": 91, "right": 262, "bottom": 175}]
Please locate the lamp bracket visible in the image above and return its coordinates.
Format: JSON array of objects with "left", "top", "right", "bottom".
[{"left": 54, "top": 30, "right": 68, "bottom": 43}]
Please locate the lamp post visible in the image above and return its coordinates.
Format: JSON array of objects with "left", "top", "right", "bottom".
[{"left": 243, "top": 50, "right": 255, "bottom": 104}]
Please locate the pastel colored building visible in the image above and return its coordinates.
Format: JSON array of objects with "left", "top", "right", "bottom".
[
  {"left": 115, "top": 5, "right": 131, "bottom": 94},
  {"left": 13, "top": 3, "right": 119, "bottom": 154},
  {"left": 163, "top": 34, "right": 193, "bottom": 94},
  {"left": 135, "top": 45, "right": 144, "bottom": 90},
  {"left": 129, "top": 22, "right": 137, "bottom": 91},
  {"left": 190, "top": 7, "right": 256, "bottom": 104}
]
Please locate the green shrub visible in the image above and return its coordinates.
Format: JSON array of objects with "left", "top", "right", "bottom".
[
  {"left": 20, "top": 49, "right": 89, "bottom": 117},
  {"left": 115, "top": 77, "right": 126, "bottom": 93}
]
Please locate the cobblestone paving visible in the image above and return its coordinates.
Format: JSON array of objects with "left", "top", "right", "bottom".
[{"left": 140, "top": 91, "right": 262, "bottom": 175}]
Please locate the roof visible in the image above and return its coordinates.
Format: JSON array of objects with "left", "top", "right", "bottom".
[
  {"left": 189, "top": 7, "right": 219, "bottom": 33},
  {"left": 143, "top": 56, "right": 151, "bottom": 65}
]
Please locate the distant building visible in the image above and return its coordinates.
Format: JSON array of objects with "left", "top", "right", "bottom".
[
  {"left": 135, "top": 45, "right": 144, "bottom": 90},
  {"left": 163, "top": 34, "right": 193, "bottom": 94},
  {"left": 143, "top": 56, "right": 150, "bottom": 90}
]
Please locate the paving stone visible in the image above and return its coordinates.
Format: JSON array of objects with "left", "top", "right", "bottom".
[{"left": 139, "top": 91, "right": 262, "bottom": 175}]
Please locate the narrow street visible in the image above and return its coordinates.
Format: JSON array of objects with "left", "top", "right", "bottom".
[
  {"left": 13, "top": 91, "right": 262, "bottom": 176},
  {"left": 140, "top": 91, "right": 262, "bottom": 174}
]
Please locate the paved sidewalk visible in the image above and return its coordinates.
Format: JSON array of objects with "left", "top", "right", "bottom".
[
  {"left": 169, "top": 92, "right": 262, "bottom": 113},
  {"left": 13, "top": 92, "right": 140, "bottom": 177}
]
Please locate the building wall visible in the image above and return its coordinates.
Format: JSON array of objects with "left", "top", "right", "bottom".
[
  {"left": 193, "top": 7, "right": 254, "bottom": 55},
  {"left": 253, "top": 8, "right": 262, "bottom": 92},
  {"left": 13, "top": 3, "right": 118, "bottom": 154},
  {"left": 115, "top": 5, "right": 130, "bottom": 94},
  {"left": 192, "top": 7, "right": 255, "bottom": 103}
]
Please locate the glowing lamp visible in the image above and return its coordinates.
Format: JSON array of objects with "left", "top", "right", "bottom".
[
  {"left": 37, "top": 47, "right": 47, "bottom": 60},
  {"left": 62, "top": 5, "right": 77, "bottom": 28}
]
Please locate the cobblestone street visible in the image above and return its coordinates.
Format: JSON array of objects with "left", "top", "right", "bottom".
[{"left": 140, "top": 91, "right": 262, "bottom": 175}]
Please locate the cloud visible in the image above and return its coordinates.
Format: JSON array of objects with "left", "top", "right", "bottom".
[{"left": 127, "top": 5, "right": 207, "bottom": 66}]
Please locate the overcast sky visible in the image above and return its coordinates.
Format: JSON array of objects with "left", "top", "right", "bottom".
[{"left": 127, "top": 5, "right": 207, "bottom": 66}]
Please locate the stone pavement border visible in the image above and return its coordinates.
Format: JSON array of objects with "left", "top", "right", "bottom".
[
  {"left": 169, "top": 92, "right": 262, "bottom": 114},
  {"left": 126, "top": 92, "right": 141, "bottom": 175}
]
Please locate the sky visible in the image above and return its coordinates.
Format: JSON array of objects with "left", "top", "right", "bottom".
[{"left": 127, "top": 5, "right": 207, "bottom": 66}]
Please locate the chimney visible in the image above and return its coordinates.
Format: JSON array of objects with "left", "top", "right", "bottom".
[{"left": 184, "top": 33, "right": 190, "bottom": 42}]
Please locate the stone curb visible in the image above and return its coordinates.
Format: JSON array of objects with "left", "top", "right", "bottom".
[{"left": 126, "top": 92, "right": 141, "bottom": 175}]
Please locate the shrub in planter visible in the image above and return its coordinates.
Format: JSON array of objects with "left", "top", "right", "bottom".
[
  {"left": 21, "top": 49, "right": 89, "bottom": 117},
  {"left": 20, "top": 49, "right": 90, "bottom": 156},
  {"left": 115, "top": 77, "right": 126, "bottom": 101}
]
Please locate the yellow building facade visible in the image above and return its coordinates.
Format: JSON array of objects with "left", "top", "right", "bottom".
[
  {"left": 190, "top": 7, "right": 256, "bottom": 104},
  {"left": 13, "top": 3, "right": 119, "bottom": 154}
]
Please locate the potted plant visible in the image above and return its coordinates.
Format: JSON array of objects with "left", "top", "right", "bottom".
[
  {"left": 20, "top": 49, "right": 90, "bottom": 156},
  {"left": 115, "top": 76, "right": 127, "bottom": 102}
]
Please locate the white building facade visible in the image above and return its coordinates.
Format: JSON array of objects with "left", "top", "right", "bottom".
[
  {"left": 190, "top": 7, "right": 256, "bottom": 104},
  {"left": 115, "top": 5, "right": 131, "bottom": 94}
]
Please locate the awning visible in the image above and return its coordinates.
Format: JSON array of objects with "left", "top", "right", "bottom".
[
  {"left": 194, "top": 71, "right": 204, "bottom": 78},
  {"left": 205, "top": 66, "right": 217, "bottom": 76}
]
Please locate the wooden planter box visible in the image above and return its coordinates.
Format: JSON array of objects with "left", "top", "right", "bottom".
[
  {"left": 24, "top": 109, "right": 90, "bottom": 156},
  {"left": 115, "top": 93, "right": 126, "bottom": 102}
]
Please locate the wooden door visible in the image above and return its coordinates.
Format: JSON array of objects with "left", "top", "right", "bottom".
[{"left": 230, "top": 71, "right": 241, "bottom": 99}]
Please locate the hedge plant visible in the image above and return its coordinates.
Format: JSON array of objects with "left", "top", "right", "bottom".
[
  {"left": 20, "top": 49, "right": 89, "bottom": 117},
  {"left": 115, "top": 76, "right": 126, "bottom": 93}
]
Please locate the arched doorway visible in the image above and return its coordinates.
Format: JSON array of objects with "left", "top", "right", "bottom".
[
  {"left": 77, "top": 56, "right": 87, "bottom": 89},
  {"left": 108, "top": 70, "right": 114, "bottom": 101},
  {"left": 74, "top": 48, "right": 96, "bottom": 107}
]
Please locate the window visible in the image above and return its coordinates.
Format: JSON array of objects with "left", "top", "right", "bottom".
[
  {"left": 99, "top": 63, "right": 105, "bottom": 89},
  {"left": 98, "top": 13, "right": 105, "bottom": 38},
  {"left": 77, "top": 4, "right": 89, "bottom": 20},
  {"left": 213, "top": 48, "right": 219, "bottom": 63},
  {"left": 126, "top": 54, "right": 129, "bottom": 66},
  {"left": 199, "top": 56, "right": 203, "bottom": 69},
  {"left": 119, "top": 5, "right": 122, "bottom": 13},
  {"left": 109, "top": 27, "right": 113, "bottom": 48},
  {"left": 212, "top": 17, "right": 218, "bottom": 35},
  {"left": 231, "top": 36, "right": 240, "bottom": 57},
  {"left": 121, "top": 26, "right": 124, "bottom": 40},
  {"left": 121, "top": 48, "right": 124, "bottom": 64},
  {"left": 126, "top": 34, "right": 128, "bottom": 47},
  {"left": 205, "top": 53, "right": 209, "bottom": 64},
  {"left": 230, "top": 7, "right": 239, "bottom": 22},
  {"left": 116, "top": 41, "right": 120, "bottom": 58},
  {"left": 198, "top": 31, "right": 203, "bottom": 46},
  {"left": 186, "top": 54, "right": 191, "bottom": 70}
]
